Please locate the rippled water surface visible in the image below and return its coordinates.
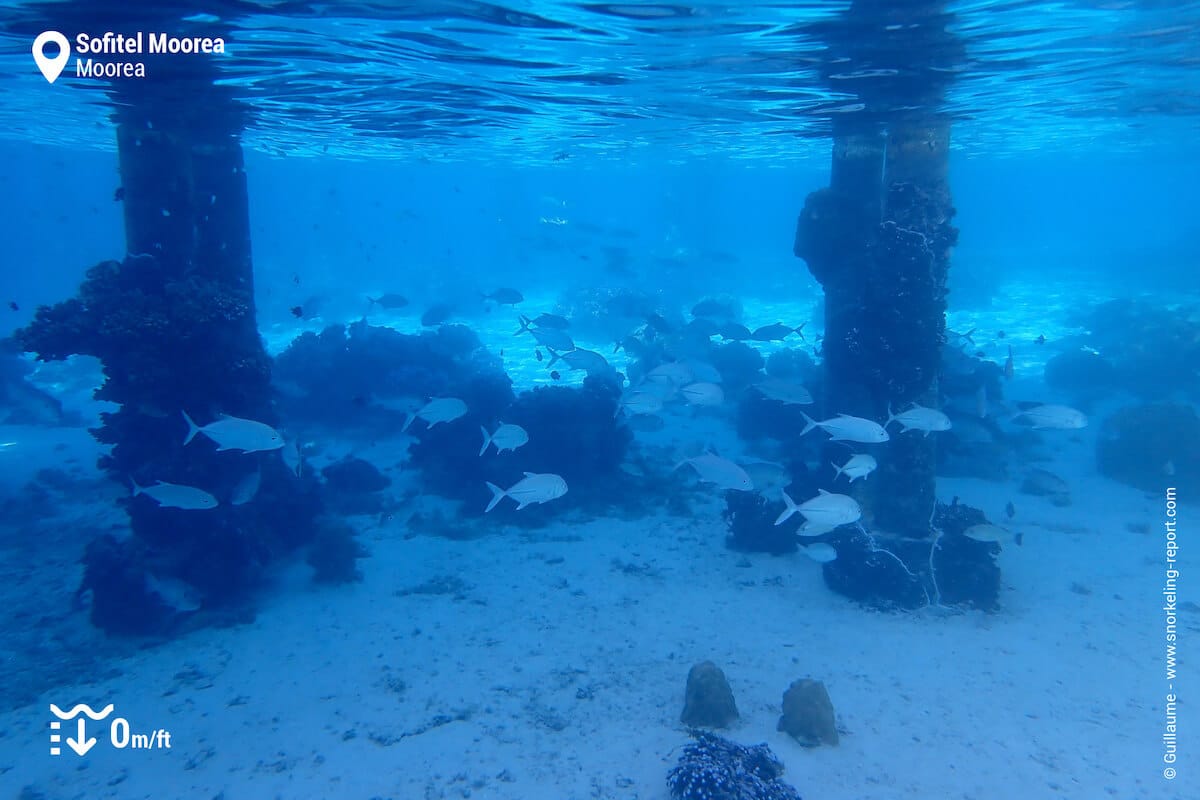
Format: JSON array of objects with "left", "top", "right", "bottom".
[{"left": 0, "top": 0, "right": 1196, "bottom": 160}]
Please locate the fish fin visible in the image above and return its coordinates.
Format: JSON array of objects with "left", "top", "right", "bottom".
[
  {"left": 523, "top": 471, "right": 536, "bottom": 478},
  {"left": 514, "top": 315, "right": 532, "bottom": 336},
  {"left": 484, "top": 482, "right": 506, "bottom": 513},
  {"left": 817, "top": 488, "right": 830, "bottom": 495},
  {"left": 546, "top": 348, "right": 562, "bottom": 368},
  {"left": 401, "top": 413, "right": 415, "bottom": 432},
  {"left": 479, "top": 426, "right": 493, "bottom": 456},
  {"left": 799, "top": 412, "right": 817, "bottom": 436},
  {"left": 886, "top": 402, "right": 895, "bottom": 427},
  {"left": 774, "top": 490, "right": 798, "bottom": 526},
  {"left": 130, "top": 477, "right": 143, "bottom": 496},
  {"left": 831, "top": 461, "right": 843, "bottom": 480},
  {"left": 181, "top": 410, "right": 201, "bottom": 445}
]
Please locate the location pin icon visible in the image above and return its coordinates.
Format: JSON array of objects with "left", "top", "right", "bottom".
[{"left": 33, "top": 31, "right": 70, "bottom": 84}]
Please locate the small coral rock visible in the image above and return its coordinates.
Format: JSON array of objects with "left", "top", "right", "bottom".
[
  {"left": 667, "top": 731, "right": 801, "bottom": 800},
  {"left": 777, "top": 678, "right": 838, "bottom": 747},
  {"left": 680, "top": 661, "right": 739, "bottom": 728}
]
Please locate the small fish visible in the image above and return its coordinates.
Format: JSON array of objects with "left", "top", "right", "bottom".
[
  {"left": 7, "top": 301, "right": 17, "bottom": 311},
  {"left": 886, "top": 403, "right": 952, "bottom": 436},
  {"left": 290, "top": 305, "right": 304, "bottom": 318},
  {"left": 231, "top": 468, "right": 261, "bottom": 505},
  {"left": 776, "top": 488, "right": 861, "bottom": 528},
  {"left": 183, "top": 411, "right": 284, "bottom": 453},
  {"left": 1004, "top": 500, "right": 1016, "bottom": 519},
  {"left": 1011, "top": 403, "right": 1087, "bottom": 430},
  {"left": 485, "top": 472, "right": 568, "bottom": 512},
  {"left": 421, "top": 303, "right": 454, "bottom": 326},
  {"left": 675, "top": 454, "right": 754, "bottom": 491},
  {"left": 113, "top": 186, "right": 124, "bottom": 201},
  {"left": 479, "top": 423, "right": 529, "bottom": 456},
  {"left": 680, "top": 382, "right": 724, "bottom": 406},
  {"left": 618, "top": 391, "right": 664, "bottom": 416},
  {"left": 1035, "top": 334, "right": 1046, "bottom": 345},
  {"left": 369, "top": 293, "right": 409, "bottom": 309},
  {"left": 132, "top": 478, "right": 219, "bottom": 510},
  {"left": 963, "top": 523, "right": 1023, "bottom": 547},
  {"left": 482, "top": 288, "right": 523, "bottom": 305},
  {"left": 1164, "top": 460, "right": 1176, "bottom": 477},
  {"left": 801, "top": 412, "right": 889, "bottom": 443},
  {"left": 832, "top": 454, "right": 877, "bottom": 482},
  {"left": 644, "top": 361, "right": 694, "bottom": 388},
  {"left": 402, "top": 397, "right": 468, "bottom": 432},
  {"left": 753, "top": 379, "right": 813, "bottom": 406},
  {"left": 535, "top": 349, "right": 543, "bottom": 362},
  {"left": 804, "top": 543, "right": 839, "bottom": 563},
  {"left": 750, "top": 322, "right": 805, "bottom": 342},
  {"left": 550, "top": 370, "right": 561, "bottom": 380},
  {"left": 997, "top": 330, "right": 1006, "bottom": 339},
  {"left": 1004, "top": 345, "right": 1014, "bottom": 380}
]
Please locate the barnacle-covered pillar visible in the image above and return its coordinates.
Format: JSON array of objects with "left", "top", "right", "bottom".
[
  {"left": 17, "top": 48, "right": 319, "bottom": 634},
  {"left": 795, "top": 0, "right": 959, "bottom": 538}
]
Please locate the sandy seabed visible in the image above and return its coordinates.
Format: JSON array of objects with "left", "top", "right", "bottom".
[{"left": 0, "top": 412, "right": 1193, "bottom": 800}]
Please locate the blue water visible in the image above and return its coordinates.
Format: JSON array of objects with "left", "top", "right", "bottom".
[{"left": 0, "top": 2, "right": 1197, "bottom": 799}]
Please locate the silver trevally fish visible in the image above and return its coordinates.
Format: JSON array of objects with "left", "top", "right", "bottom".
[
  {"left": 887, "top": 403, "right": 952, "bottom": 436},
  {"left": 402, "top": 397, "right": 468, "bottom": 432},
  {"left": 618, "top": 390, "right": 664, "bottom": 417},
  {"left": 281, "top": 437, "right": 303, "bottom": 477},
  {"left": 752, "top": 378, "right": 813, "bottom": 405},
  {"left": 183, "top": 411, "right": 284, "bottom": 453},
  {"left": 800, "top": 412, "right": 889, "bottom": 443},
  {"left": 743, "top": 460, "right": 790, "bottom": 497},
  {"left": 832, "top": 453, "right": 877, "bottom": 482},
  {"left": 485, "top": 472, "right": 568, "bottom": 511},
  {"left": 1011, "top": 403, "right": 1087, "bottom": 430},
  {"left": 963, "top": 523, "right": 1023, "bottom": 546},
  {"left": 548, "top": 347, "right": 609, "bottom": 373},
  {"left": 775, "top": 488, "right": 861, "bottom": 528},
  {"left": 231, "top": 468, "right": 261, "bottom": 505},
  {"left": 804, "top": 542, "right": 839, "bottom": 563},
  {"left": 680, "top": 382, "right": 724, "bottom": 406},
  {"left": 527, "top": 326, "right": 575, "bottom": 352},
  {"left": 480, "top": 423, "right": 529, "bottom": 456},
  {"left": 675, "top": 454, "right": 754, "bottom": 491},
  {"left": 132, "top": 479, "right": 219, "bottom": 510}
]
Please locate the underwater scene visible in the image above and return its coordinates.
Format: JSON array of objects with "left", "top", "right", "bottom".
[{"left": 0, "top": 1, "right": 1197, "bottom": 798}]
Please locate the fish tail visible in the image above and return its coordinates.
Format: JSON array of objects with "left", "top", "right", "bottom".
[
  {"left": 368, "top": 296, "right": 379, "bottom": 306},
  {"left": 795, "top": 322, "right": 806, "bottom": 341},
  {"left": 799, "top": 412, "right": 817, "bottom": 437},
  {"left": 546, "top": 348, "right": 561, "bottom": 368},
  {"left": 774, "top": 490, "right": 798, "bottom": 526},
  {"left": 401, "top": 412, "right": 415, "bottom": 433},
  {"left": 830, "top": 461, "right": 843, "bottom": 480},
  {"left": 479, "top": 426, "right": 493, "bottom": 456},
  {"left": 1014, "top": 532, "right": 1024, "bottom": 547},
  {"left": 130, "top": 477, "right": 143, "bottom": 497},
  {"left": 964, "top": 327, "right": 976, "bottom": 344},
  {"left": 181, "top": 410, "right": 201, "bottom": 445},
  {"left": 484, "top": 482, "right": 506, "bottom": 513},
  {"left": 514, "top": 315, "right": 532, "bottom": 336}
]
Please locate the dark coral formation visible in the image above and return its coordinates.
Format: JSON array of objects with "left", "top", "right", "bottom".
[
  {"left": 274, "top": 321, "right": 512, "bottom": 433},
  {"left": 667, "top": 731, "right": 802, "bottom": 800},
  {"left": 778, "top": 678, "right": 838, "bottom": 747},
  {"left": 821, "top": 499, "right": 1000, "bottom": 612},
  {"left": 17, "top": 254, "right": 321, "bottom": 635},
  {"left": 680, "top": 661, "right": 740, "bottom": 729},
  {"left": 1098, "top": 403, "right": 1200, "bottom": 495},
  {"left": 307, "top": 517, "right": 367, "bottom": 585},
  {"left": 411, "top": 374, "right": 632, "bottom": 521}
]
